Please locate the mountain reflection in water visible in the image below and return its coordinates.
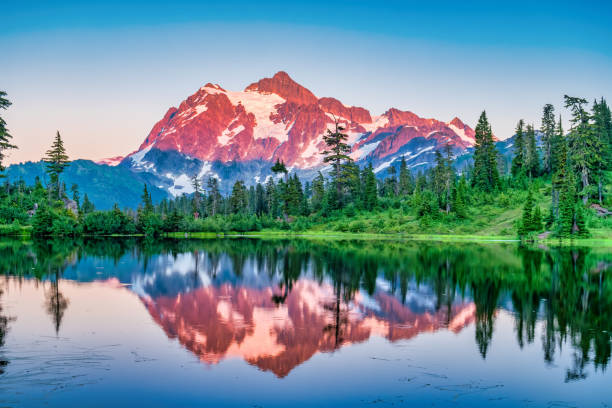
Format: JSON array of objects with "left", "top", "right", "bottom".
[{"left": 0, "top": 237, "right": 611, "bottom": 390}]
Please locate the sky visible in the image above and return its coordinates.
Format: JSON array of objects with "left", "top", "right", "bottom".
[{"left": 2, "top": 0, "right": 611, "bottom": 164}]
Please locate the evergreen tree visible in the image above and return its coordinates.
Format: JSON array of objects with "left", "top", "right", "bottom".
[
  {"left": 471, "top": 111, "right": 499, "bottom": 191},
  {"left": 191, "top": 174, "right": 202, "bottom": 216},
  {"left": 519, "top": 188, "right": 535, "bottom": 237},
  {"left": 575, "top": 204, "right": 589, "bottom": 237},
  {"left": 229, "top": 180, "right": 248, "bottom": 214},
  {"left": 70, "top": 184, "right": 80, "bottom": 208},
  {"left": 557, "top": 163, "right": 577, "bottom": 238},
  {"left": 0, "top": 91, "right": 17, "bottom": 172},
  {"left": 511, "top": 119, "right": 525, "bottom": 178},
  {"left": 321, "top": 119, "right": 353, "bottom": 206},
  {"left": 81, "top": 193, "right": 94, "bottom": 214},
  {"left": 271, "top": 159, "right": 288, "bottom": 182},
  {"left": 43, "top": 131, "right": 70, "bottom": 199},
  {"left": 362, "top": 163, "right": 378, "bottom": 211},
  {"left": 398, "top": 155, "right": 413, "bottom": 195},
  {"left": 141, "top": 184, "right": 154, "bottom": 213},
  {"left": 592, "top": 98, "right": 612, "bottom": 203},
  {"left": 255, "top": 183, "right": 267, "bottom": 215},
  {"left": 540, "top": 104, "right": 556, "bottom": 175},
  {"left": 565, "top": 95, "right": 600, "bottom": 204},
  {"left": 206, "top": 177, "right": 222, "bottom": 216},
  {"left": 525, "top": 124, "right": 539, "bottom": 178},
  {"left": 385, "top": 166, "right": 398, "bottom": 197},
  {"left": 452, "top": 175, "right": 468, "bottom": 218},
  {"left": 311, "top": 171, "right": 325, "bottom": 212}
]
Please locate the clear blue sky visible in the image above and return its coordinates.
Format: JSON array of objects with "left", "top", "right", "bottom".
[{"left": 2, "top": 0, "right": 611, "bottom": 163}]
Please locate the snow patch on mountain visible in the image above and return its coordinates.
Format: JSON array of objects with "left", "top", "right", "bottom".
[
  {"left": 167, "top": 173, "right": 194, "bottom": 197},
  {"left": 448, "top": 123, "right": 472, "bottom": 144},
  {"left": 129, "top": 142, "right": 155, "bottom": 168},
  {"left": 351, "top": 141, "right": 380, "bottom": 160},
  {"left": 218, "top": 124, "right": 245, "bottom": 146},
  {"left": 226, "top": 90, "right": 289, "bottom": 142}
]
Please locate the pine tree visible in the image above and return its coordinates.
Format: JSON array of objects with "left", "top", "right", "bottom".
[
  {"left": 575, "top": 204, "right": 589, "bottom": 237},
  {"left": 321, "top": 119, "right": 353, "bottom": 206},
  {"left": 43, "top": 131, "right": 70, "bottom": 199},
  {"left": 540, "top": 104, "right": 556, "bottom": 175},
  {"left": 191, "top": 174, "right": 202, "bottom": 216},
  {"left": 229, "top": 180, "right": 248, "bottom": 214},
  {"left": 565, "top": 95, "right": 600, "bottom": 204},
  {"left": 0, "top": 91, "right": 17, "bottom": 172},
  {"left": 271, "top": 159, "right": 288, "bottom": 182},
  {"left": 81, "top": 193, "right": 94, "bottom": 214},
  {"left": 525, "top": 124, "right": 539, "bottom": 178},
  {"left": 592, "top": 98, "right": 612, "bottom": 203},
  {"left": 362, "top": 164, "right": 378, "bottom": 211},
  {"left": 141, "top": 184, "right": 154, "bottom": 213},
  {"left": 207, "top": 177, "right": 221, "bottom": 216},
  {"left": 519, "top": 189, "right": 535, "bottom": 237},
  {"left": 255, "top": 183, "right": 267, "bottom": 215},
  {"left": 471, "top": 111, "right": 500, "bottom": 191},
  {"left": 531, "top": 205, "right": 542, "bottom": 232},
  {"left": 398, "top": 155, "right": 413, "bottom": 195},
  {"left": 452, "top": 175, "right": 468, "bottom": 218},
  {"left": 70, "top": 184, "right": 80, "bottom": 209},
  {"left": 511, "top": 119, "right": 525, "bottom": 177},
  {"left": 557, "top": 164, "right": 576, "bottom": 238},
  {"left": 311, "top": 171, "right": 325, "bottom": 212}
]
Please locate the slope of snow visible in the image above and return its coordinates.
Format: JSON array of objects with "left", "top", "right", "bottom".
[
  {"left": 448, "top": 123, "right": 473, "bottom": 144},
  {"left": 350, "top": 141, "right": 380, "bottom": 160},
  {"left": 218, "top": 124, "right": 245, "bottom": 146},
  {"left": 362, "top": 115, "right": 389, "bottom": 133},
  {"left": 167, "top": 173, "right": 194, "bottom": 197},
  {"left": 226, "top": 90, "right": 289, "bottom": 142},
  {"left": 129, "top": 142, "right": 155, "bottom": 167}
]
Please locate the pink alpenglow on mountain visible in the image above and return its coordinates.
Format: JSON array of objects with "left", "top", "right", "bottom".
[{"left": 131, "top": 71, "right": 476, "bottom": 170}]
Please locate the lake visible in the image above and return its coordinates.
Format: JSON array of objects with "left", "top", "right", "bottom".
[{"left": 0, "top": 238, "right": 610, "bottom": 407}]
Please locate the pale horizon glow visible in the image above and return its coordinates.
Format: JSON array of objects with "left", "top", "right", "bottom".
[{"left": 2, "top": 2, "right": 611, "bottom": 165}]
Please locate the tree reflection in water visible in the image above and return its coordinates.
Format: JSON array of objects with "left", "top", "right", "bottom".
[{"left": 0, "top": 238, "right": 609, "bottom": 379}]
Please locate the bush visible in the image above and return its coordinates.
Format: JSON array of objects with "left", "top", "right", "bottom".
[
  {"left": 32, "top": 207, "right": 80, "bottom": 236},
  {"left": 82, "top": 209, "right": 136, "bottom": 235}
]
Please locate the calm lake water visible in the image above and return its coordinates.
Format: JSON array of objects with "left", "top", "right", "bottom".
[{"left": 0, "top": 238, "right": 610, "bottom": 407}]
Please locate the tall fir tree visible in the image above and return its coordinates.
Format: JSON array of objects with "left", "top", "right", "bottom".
[
  {"left": 525, "top": 124, "right": 539, "bottom": 178},
  {"left": 321, "top": 119, "right": 353, "bottom": 206},
  {"left": 592, "top": 98, "right": 612, "bottom": 203},
  {"left": 362, "top": 163, "right": 378, "bottom": 211},
  {"left": 540, "top": 104, "right": 556, "bottom": 175},
  {"left": 565, "top": 95, "right": 600, "bottom": 204},
  {"left": 141, "top": 184, "right": 154, "bottom": 213},
  {"left": 471, "top": 111, "right": 500, "bottom": 191},
  {"left": 206, "top": 177, "right": 222, "bottom": 216},
  {"left": 229, "top": 180, "right": 248, "bottom": 214},
  {"left": 271, "top": 159, "right": 288, "bottom": 182},
  {"left": 43, "top": 131, "right": 70, "bottom": 199},
  {"left": 398, "top": 155, "right": 413, "bottom": 195},
  {"left": 551, "top": 119, "right": 566, "bottom": 218},
  {"left": 0, "top": 91, "right": 17, "bottom": 172},
  {"left": 511, "top": 119, "right": 525, "bottom": 177},
  {"left": 191, "top": 174, "right": 202, "bottom": 216}
]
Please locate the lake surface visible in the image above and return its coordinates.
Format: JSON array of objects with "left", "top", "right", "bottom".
[{"left": 0, "top": 238, "right": 610, "bottom": 407}]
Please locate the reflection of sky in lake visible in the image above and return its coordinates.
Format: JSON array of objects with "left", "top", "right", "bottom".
[{"left": 0, "top": 243, "right": 610, "bottom": 407}]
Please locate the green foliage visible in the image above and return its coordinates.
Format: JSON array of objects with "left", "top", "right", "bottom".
[
  {"left": 82, "top": 207, "right": 137, "bottom": 235},
  {"left": 32, "top": 206, "right": 80, "bottom": 236},
  {"left": 472, "top": 111, "right": 500, "bottom": 191},
  {"left": 43, "top": 131, "right": 70, "bottom": 198},
  {"left": 0, "top": 91, "right": 17, "bottom": 172}
]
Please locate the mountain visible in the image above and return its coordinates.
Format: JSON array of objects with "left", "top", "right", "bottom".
[
  {"left": 117, "top": 71, "right": 477, "bottom": 196},
  {"left": 7, "top": 72, "right": 504, "bottom": 208},
  {"left": 5, "top": 160, "right": 168, "bottom": 210}
]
